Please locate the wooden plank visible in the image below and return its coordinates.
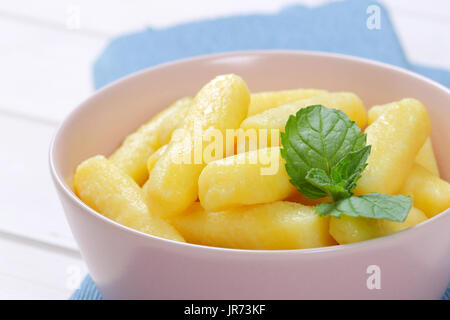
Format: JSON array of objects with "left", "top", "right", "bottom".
[
  {"left": 0, "top": 17, "right": 107, "bottom": 122},
  {"left": 0, "top": 235, "right": 85, "bottom": 299},
  {"left": 0, "top": 115, "right": 77, "bottom": 249}
]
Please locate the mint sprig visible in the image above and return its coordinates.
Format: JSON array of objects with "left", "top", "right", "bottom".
[
  {"left": 281, "top": 105, "right": 411, "bottom": 222},
  {"left": 316, "top": 193, "right": 411, "bottom": 221}
]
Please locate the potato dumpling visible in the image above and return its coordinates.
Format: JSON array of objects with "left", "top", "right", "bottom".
[
  {"left": 142, "top": 144, "right": 169, "bottom": 202},
  {"left": 74, "top": 155, "right": 185, "bottom": 242},
  {"left": 415, "top": 138, "right": 440, "bottom": 177},
  {"left": 329, "top": 207, "right": 427, "bottom": 244},
  {"left": 400, "top": 164, "right": 450, "bottom": 218},
  {"left": 241, "top": 92, "right": 367, "bottom": 134},
  {"left": 248, "top": 89, "right": 326, "bottom": 116},
  {"left": 147, "top": 144, "right": 168, "bottom": 174},
  {"left": 367, "top": 101, "right": 397, "bottom": 124},
  {"left": 355, "top": 99, "right": 430, "bottom": 195},
  {"left": 143, "top": 137, "right": 204, "bottom": 216},
  {"left": 368, "top": 99, "right": 439, "bottom": 176},
  {"left": 171, "top": 201, "right": 336, "bottom": 250},
  {"left": 74, "top": 73, "right": 446, "bottom": 251},
  {"left": 145, "top": 74, "right": 250, "bottom": 218},
  {"left": 198, "top": 147, "right": 295, "bottom": 211},
  {"left": 109, "top": 97, "right": 192, "bottom": 185}
]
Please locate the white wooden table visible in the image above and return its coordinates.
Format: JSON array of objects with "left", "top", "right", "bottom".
[{"left": 1, "top": 0, "right": 449, "bottom": 299}]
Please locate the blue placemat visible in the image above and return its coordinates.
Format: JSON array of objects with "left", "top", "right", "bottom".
[{"left": 72, "top": 0, "right": 450, "bottom": 300}]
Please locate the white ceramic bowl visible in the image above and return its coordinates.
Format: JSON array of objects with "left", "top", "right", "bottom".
[{"left": 50, "top": 51, "right": 450, "bottom": 299}]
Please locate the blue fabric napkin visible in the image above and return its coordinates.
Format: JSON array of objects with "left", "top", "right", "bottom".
[{"left": 72, "top": 0, "right": 450, "bottom": 300}]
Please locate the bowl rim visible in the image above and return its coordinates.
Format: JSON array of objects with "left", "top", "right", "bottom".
[{"left": 49, "top": 49, "right": 450, "bottom": 256}]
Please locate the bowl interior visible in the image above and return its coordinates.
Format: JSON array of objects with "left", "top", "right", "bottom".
[{"left": 52, "top": 50, "right": 450, "bottom": 200}]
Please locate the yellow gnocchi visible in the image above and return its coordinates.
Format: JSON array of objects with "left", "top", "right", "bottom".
[
  {"left": 329, "top": 207, "right": 427, "bottom": 244},
  {"left": 368, "top": 99, "right": 439, "bottom": 176},
  {"left": 248, "top": 88, "right": 326, "bottom": 116},
  {"left": 241, "top": 92, "right": 367, "bottom": 133},
  {"left": 73, "top": 74, "right": 448, "bottom": 250},
  {"left": 109, "top": 97, "right": 192, "bottom": 185},
  {"left": 74, "top": 155, "right": 185, "bottom": 242},
  {"left": 400, "top": 164, "right": 450, "bottom": 218},
  {"left": 355, "top": 99, "right": 430, "bottom": 195},
  {"left": 198, "top": 147, "right": 295, "bottom": 211},
  {"left": 144, "top": 74, "right": 250, "bottom": 218},
  {"left": 171, "top": 202, "right": 336, "bottom": 250}
]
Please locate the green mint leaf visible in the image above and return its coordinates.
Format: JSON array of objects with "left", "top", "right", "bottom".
[
  {"left": 280, "top": 105, "right": 367, "bottom": 200},
  {"left": 305, "top": 168, "right": 351, "bottom": 200},
  {"left": 330, "top": 145, "right": 371, "bottom": 194},
  {"left": 315, "top": 193, "right": 412, "bottom": 222},
  {"left": 281, "top": 104, "right": 412, "bottom": 223}
]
